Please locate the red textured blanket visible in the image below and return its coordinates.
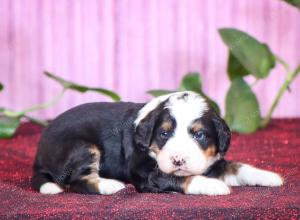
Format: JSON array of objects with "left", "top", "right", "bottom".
[{"left": 0, "top": 119, "right": 299, "bottom": 219}]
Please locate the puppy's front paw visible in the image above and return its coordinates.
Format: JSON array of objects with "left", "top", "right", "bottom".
[
  {"left": 257, "top": 171, "right": 284, "bottom": 187},
  {"left": 98, "top": 178, "right": 126, "bottom": 195},
  {"left": 238, "top": 165, "right": 284, "bottom": 187},
  {"left": 184, "top": 176, "right": 230, "bottom": 196},
  {"left": 40, "top": 182, "right": 64, "bottom": 194}
]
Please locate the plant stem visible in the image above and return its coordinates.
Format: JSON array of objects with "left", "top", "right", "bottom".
[
  {"left": 23, "top": 115, "right": 48, "bottom": 126},
  {"left": 22, "top": 89, "right": 66, "bottom": 114},
  {"left": 2, "top": 109, "right": 23, "bottom": 117},
  {"left": 2, "top": 88, "right": 65, "bottom": 126},
  {"left": 275, "top": 55, "right": 290, "bottom": 73},
  {"left": 262, "top": 63, "right": 300, "bottom": 127}
]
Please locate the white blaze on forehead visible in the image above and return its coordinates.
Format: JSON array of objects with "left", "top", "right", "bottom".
[
  {"left": 134, "top": 91, "right": 205, "bottom": 127},
  {"left": 165, "top": 93, "right": 208, "bottom": 126}
]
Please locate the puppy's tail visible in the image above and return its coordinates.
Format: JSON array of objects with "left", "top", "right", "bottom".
[{"left": 31, "top": 160, "right": 64, "bottom": 194}]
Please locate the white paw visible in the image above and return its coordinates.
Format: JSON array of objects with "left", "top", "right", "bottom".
[
  {"left": 257, "top": 171, "right": 283, "bottom": 187},
  {"left": 185, "top": 176, "right": 231, "bottom": 196},
  {"left": 98, "top": 178, "right": 126, "bottom": 195},
  {"left": 237, "top": 165, "right": 284, "bottom": 187},
  {"left": 40, "top": 182, "right": 64, "bottom": 194}
]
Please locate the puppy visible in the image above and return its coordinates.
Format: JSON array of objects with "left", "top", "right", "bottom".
[{"left": 32, "top": 91, "right": 283, "bottom": 195}]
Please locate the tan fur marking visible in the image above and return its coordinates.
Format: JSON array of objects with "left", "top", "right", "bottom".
[
  {"left": 225, "top": 162, "right": 241, "bottom": 175},
  {"left": 88, "top": 145, "right": 101, "bottom": 172},
  {"left": 81, "top": 173, "right": 100, "bottom": 191},
  {"left": 149, "top": 142, "right": 160, "bottom": 155},
  {"left": 89, "top": 145, "right": 101, "bottom": 159},
  {"left": 181, "top": 176, "right": 195, "bottom": 193},
  {"left": 81, "top": 172, "right": 100, "bottom": 182},
  {"left": 204, "top": 145, "right": 217, "bottom": 158},
  {"left": 219, "top": 162, "right": 241, "bottom": 181},
  {"left": 79, "top": 145, "right": 102, "bottom": 192},
  {"left": 191, "top": 121, "right": 203, "bottom": 133},
  {"left": 161, "top": 120, "right": 172, "bottom": 131}
]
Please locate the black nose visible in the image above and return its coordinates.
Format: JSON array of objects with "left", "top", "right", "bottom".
[{"left": 171, "top": 156, "right": 186, "bottom": 167}]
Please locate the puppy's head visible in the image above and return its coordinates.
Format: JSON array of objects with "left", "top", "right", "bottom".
[{"left": 134, "top": 91, "right": 231, "bottom": 176}]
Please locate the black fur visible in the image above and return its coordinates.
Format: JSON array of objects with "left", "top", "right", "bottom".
[
  {"left": 203, "top": 159, "right": 228, "bottom": 178},
  {"left": 203, "top": 109, "right": 231, "bottom": 156},
  {"left": 134, "top": 101, "right": 168, "bottom": 151}
]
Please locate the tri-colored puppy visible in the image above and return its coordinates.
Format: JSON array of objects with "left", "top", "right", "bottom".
[{"left": 32, "top": 91, "right": 283, "bottom": 195}]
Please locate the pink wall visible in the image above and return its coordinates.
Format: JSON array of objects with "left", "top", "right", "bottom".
[{"left": 0, "top": 0, "right": 300, "bottom": 119}]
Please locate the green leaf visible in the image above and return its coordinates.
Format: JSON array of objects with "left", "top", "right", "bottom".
[
  {"left": 178, "top": 72, "right": 203, "bottom": 92},
  {"left": 147, "top": 90, "right": 174, "bottom": 97},
  {"left": 225, "top": 78, "right": 261, "bottom": 134},
  {"left": 228, "top": 52, "right": 250, "bottom": 80},
  {"left": 179, "top": 73, "right": 221, "bottom": 114},
  {"left": 219, "top": 28, "right": 276, "bottom": 79},
  {"left": 0, "top": 116, "right": 21, "bottom": 138},
  {"left": 284, "top": 0, "right": 300, "bottom": 9},
  {"left": 44, "top": 71, "right": 121, "bottom": 101},
  {"left": 0, "top": 83, "right": 3, "bottom": 92}
]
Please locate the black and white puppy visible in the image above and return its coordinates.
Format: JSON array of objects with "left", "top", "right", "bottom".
[{"left": 32, "top": 91, "right": 283, "bottom": 195}]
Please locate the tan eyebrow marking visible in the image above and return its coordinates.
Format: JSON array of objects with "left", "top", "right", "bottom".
[
  {"left": 190, "top": 121, "right": 204, "bottom": 133},
  {"left": 161, "top": 120, "right": 173, "bottom": 131}
]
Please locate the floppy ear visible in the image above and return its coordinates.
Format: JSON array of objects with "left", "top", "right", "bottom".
[
  {"left": 134, "top": 105, "right": 164, "bottom": 151},
  {"left": 212, "top": 113, "right": 231, "bottom": 156}
]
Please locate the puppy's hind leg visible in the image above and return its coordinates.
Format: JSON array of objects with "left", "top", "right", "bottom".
[
  {"left": 222, "top": 162, "right": 284, "bottom": 187},
  {"left": 70, "top": 173, "right": 125, "bottom": 195},
  {"left": 32, "top": 157, "right": 64, "bottom": 194},
  {"left": 32, "top": 172, "right": 64, "bottom": 194},
  {"left": 69, "top": 144, "right": 125, "bottom": 195}
]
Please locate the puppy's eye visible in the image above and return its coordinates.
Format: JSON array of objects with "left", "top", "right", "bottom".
[
  {"left": 193, "top": 131, "right": 204, "bottom": 141},
  {"left": 160, "top": 130, "right": 172, "bottom": 139}
]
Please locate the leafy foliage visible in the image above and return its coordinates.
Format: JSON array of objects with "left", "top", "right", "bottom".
[
  {"left": 225, "top": 78, "right": 261, "bottom": 133},
  {"left": 0, "top": 72, "right": 121, "bottom": 138},
  {"left": 148, "top": 27, "right": 300, "bottom": 134},
  {"left": 147, "top": 89, "right": 175, "bottom": 97},
  {"left": 284, "top": 0, "right": 300, "bottom": 9},
  {"left": 219, "top": 28, "right": 276, "bottom": 79},
  {"left": 220, "top": 28, "right": 300, "bottom": 133},
  {"left": 1, "top": 14, "right": 300, "bottom": 138},
  {"left": 0, "top": 116, "right": 20, "bottom": 139},
  {"left": 45, "top": 72, "right": 120, "bottom": 101},
  {"left": 227, "top": 52, "right": 250, "bottom": 81}
]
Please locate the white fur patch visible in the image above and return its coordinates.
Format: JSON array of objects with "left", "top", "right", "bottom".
[
  {"left": 149, "top": 151, "right": 157, "bottom": 159},
  {"left": 223, "top": 174, "right": 240, "bottom": 186},
  {"left": 40, "top": 182, "right": 64, "bottom": 194},
  {"left": 224, "top": 164, "right": 284, "bottom": 187},
  {"left": 98, "top": 178, "right": 126, "bottom": 195},
  {"left": 186, "top": 176, "right": 231, "bottom": 195},
  {"left": 134, "top": 91, "right": 202, "bottom": 127},
  {"left": 166, "top": 92, "right": 208, "bottom": 127}
]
